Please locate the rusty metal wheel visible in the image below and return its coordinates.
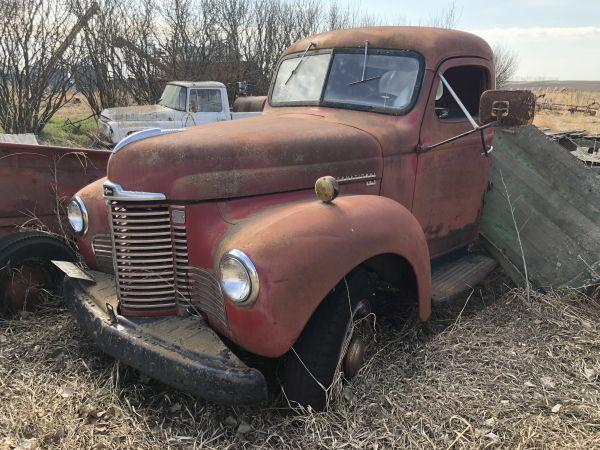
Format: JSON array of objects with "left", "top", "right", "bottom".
[
  {"left": 341, "top": 299, "right": 375, "bottom": 380},
  {"left": 0, "top": 232, "right": 75, "bottom": 316}
]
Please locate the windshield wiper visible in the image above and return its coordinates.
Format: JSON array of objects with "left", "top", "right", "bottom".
[
  {"left": 348, "top": 75, "right": 381, "bottom": 86},
  {"left": 284, "top": 42, "right": 315, "bottom": 85},
  {"left": 349, "top": 40, "right": 378, "bottom": 86}
]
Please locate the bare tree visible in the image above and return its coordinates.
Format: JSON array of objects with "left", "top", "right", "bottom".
[
  {"left": 0, "top": 0, "right": 96, "bottom": 133},
  {"left": 119, "top": 0, "right": 163, "bottom": 104},
  {"left": 70, "top": 0, "right": 132, "bottom": 117},
  {"left": 493, "top": 44, "right": 519, "bottom": 88},
  {"left": 426, "top": 2, "right": 459, "bottom": 28}
]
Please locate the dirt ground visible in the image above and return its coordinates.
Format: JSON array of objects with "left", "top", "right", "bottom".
[{"left": 1, "top": 271, "right": 599, "bottom": 449}]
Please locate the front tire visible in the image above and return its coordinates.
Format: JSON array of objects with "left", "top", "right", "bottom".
[
  {"left": 283, "top": 269, "right": 374, "bottom": 411},
  {"left": 0, "top": 231, "right": 76, "bottom": 316}
]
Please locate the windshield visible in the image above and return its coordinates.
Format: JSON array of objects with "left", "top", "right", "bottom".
[
  {"left": 271, "top": 50, "right": 421, "bottom": 113},
  {"left": 159, "top": 84, "right": 187, "bottom": 111}
]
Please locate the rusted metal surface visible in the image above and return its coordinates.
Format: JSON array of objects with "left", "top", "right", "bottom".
[
  {"left": 63, "top": 271, "right": 267, "bottom": 404},
  {"left": 232, "top": 96, "right": 266, "bottom": 113},
  {"left": 479, "top": 90, "right": 536, "bottom": 127},
  {"left": 107, "top": 114, "right": 384, "bottom": 201},
  {"left": 72, "top": 27, "right": 498, "bottom": 361},
  {"left": 214, "top": 195, "right": 431, "bottom": 357},
  {"left": 0, "top": 142, "right": 109, "bottom": 238},
  {"left": 281, "top": 27, "right": 493, "bottom": 71},
  {"left": 414, "top": 56, "right": 494, "bottom": 257}
]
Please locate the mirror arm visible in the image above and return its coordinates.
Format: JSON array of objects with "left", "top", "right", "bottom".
[
  {"left": 419, "top": 120, "right": 498, "bottom": 153},
  {"left": 479, "top": 128, "right": 493, "bottom": 156},
  {"left": 439, "top": 73, "right": 479, "bottom": 130}
]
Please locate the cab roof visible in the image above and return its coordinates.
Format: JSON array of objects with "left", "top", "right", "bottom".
[
  {"left": 282, "top": 26, "right": 493, "bottom": 70},
  {"left": 168, "top": 81, "right": 226, "bottom": 89}
]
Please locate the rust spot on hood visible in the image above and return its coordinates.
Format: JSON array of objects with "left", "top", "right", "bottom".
[{"left": 107, "top": 115, "right": 383, "bottom": 201}]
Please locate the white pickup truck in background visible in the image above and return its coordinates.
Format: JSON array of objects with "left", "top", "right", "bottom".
[{"left": 98, "top": 81, "right": 265, "bottom": 145}]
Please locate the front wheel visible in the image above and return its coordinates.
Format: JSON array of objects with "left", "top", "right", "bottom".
[{"left": 283, "top": 269, "right": 375, "bottom": 411}]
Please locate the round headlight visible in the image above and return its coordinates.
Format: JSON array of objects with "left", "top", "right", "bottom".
[
  {"left": 219, "top": 249, "right": 259, "bottom": 305},
  {"left": 67, "top": 196, "right": 88, "bottom": 235}
]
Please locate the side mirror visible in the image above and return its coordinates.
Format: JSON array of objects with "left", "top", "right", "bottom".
[{"left": 479, "top": 90, "right": 536, "bottom": 127}]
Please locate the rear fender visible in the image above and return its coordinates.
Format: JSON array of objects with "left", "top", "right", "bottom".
[{"left": 217, "top": 195, "right": 431, "bottom": 357}]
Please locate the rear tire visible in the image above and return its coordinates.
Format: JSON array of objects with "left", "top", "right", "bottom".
[
  {"left": 283, "top": 269, "right": 373, "bottom": 411},
  {"left": 0, "top": 231, "right": 76, "bottom": 316}
]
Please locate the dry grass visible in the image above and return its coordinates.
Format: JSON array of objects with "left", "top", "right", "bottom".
[
  {"left": 37, "top": 94, "right": 99, "bottom": 148},
  {"left": 1, "top": 272, "right": 599, "bottom": 449},
  {"left": 532, "top": 88, "right": 600, "bottom": 135},
  {"left": 535, "top": 112, "right": 600, "bottom": 135},
  {"left": 52, "top": 94, "right": 94, "bottom": 122}
]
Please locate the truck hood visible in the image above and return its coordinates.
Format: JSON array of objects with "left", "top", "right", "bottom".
[
  {"left": 101, "top": 104, "right": 178, "bottom": 122},
  {"left": 107, "top": 115, "right": 383, "bottom": 201}
]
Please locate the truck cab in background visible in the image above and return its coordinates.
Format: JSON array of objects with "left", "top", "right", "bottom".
[{"left": 98, "top": 81, "right": 264, "bottom": 144}]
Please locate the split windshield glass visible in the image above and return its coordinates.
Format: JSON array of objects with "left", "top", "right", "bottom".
[
  {"left": 159, "top": 84, "right": 187, "bottom": 111},
  {"left": 271, "top": 50, "right": 421, "bottom": 113}
]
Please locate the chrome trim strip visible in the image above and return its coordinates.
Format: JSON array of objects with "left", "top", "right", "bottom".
[
  {"left": 113, "top": 127, "right": 184, "bottom": 153},
  {"left": 221, "top": 249, "right": 260, "bottom": 306},
  {"left": 103, "top": 181, "right": 166, "bottom": 201},
  {"left": 336, "top": 172, "right": 377, "bottom": 184}
]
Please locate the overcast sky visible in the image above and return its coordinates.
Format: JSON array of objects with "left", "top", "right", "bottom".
[{"left": 327, "top": 0, "right": 600, "bottom": 80}]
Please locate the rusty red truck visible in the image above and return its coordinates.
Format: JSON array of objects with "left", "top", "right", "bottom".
[
  {"left": 61, "top": 27, "right": 534, "bottom": 410},
  {"left": 0, "top": 142, "right": 109, "bottom": 314}
]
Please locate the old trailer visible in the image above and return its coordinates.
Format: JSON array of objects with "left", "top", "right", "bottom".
[{"left": 0, "top": 141, "right": 109, "bottom": 313}]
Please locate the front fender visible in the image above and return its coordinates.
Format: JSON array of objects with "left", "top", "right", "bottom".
[
  {"left": 74, "top": 177, "right": 110, "bottom": 268},
  {"left": 217, "top": 195, "right": 431, "bottom": 357}
]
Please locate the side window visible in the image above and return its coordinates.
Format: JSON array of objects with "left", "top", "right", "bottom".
[
  {"left": 435, "top": 66, "right": 488, "bottom": 120},
  {"left": 179, "top": 88, "right": 187, "bottom": 111},
  {"left": 190, "top": 89, "right": 223, "bottom": 113},
  {"left": 189, "top": 89, "right": 198, "bottom": 112}
]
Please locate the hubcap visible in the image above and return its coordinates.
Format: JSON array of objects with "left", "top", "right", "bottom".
[
  {"left": 341, "top": 299, "right": 374, "bottom": 380},
  {"left": 343, "top": 335, "right": 366, "bottom": 379}
]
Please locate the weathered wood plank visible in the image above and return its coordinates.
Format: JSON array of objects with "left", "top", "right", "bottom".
[{"left": 481, "top": 126, "right": 600, "bottom": 289}]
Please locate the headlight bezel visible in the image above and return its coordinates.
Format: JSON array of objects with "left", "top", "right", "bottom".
[
  {"left": 67, "top": 196, "right": 88, "bottom": 235},
  {"left": 219, "top": 249, "right": 259, "bottom": 306}
]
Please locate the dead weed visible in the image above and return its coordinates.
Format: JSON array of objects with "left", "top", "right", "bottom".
[{"left": 0, "top": 276, "right": 599, "bottom": 449}]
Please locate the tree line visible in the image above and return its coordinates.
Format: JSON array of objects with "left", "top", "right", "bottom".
[{"left": 0, "top": 0, "right": 515, "bottom": 134}]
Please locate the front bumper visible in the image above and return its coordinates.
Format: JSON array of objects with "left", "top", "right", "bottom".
[{"left": 63, "top": 270, "right": 268, "bottom": 405}]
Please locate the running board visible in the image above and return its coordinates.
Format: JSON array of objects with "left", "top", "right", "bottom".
[{"left": 431, "top": 254, "right": 497, "bottom": 303}]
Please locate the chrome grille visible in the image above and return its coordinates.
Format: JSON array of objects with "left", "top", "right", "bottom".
[
  {"left": 107, "top": 200, "right": 228, "bottom": 326},
  {"left": 188, "top": 267, "right": 227, "bottom": 326},
  {"left": 110, "top": 201, "right": 177, "bottom": 311},
  {"left": 92, "top": 234, "right": 114, "bottom": 273},
  {"left": 171, "top": 206, "right": 190, "bottom": 305}
]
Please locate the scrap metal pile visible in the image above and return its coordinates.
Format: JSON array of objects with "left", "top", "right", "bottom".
[{"left": 542, "top": 129, "right": 600, "bottom": 171}]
